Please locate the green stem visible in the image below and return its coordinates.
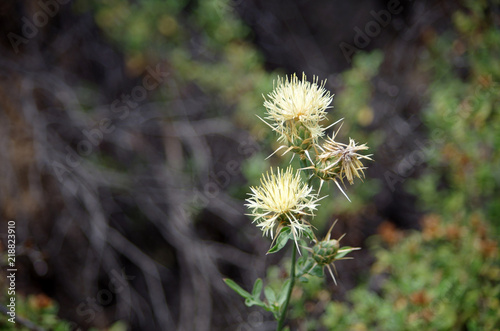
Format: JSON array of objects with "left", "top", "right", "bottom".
[
  {"left": 299, "top": 157, "right": 308, "bottom": 171},
  {"left": 277, "top": 246, "right": 297, "bottom": 331},
  {"left": 299, "top": 156, "right": 314, "bottom": 186}
]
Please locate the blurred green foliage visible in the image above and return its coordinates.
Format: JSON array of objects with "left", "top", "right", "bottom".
[
  {"left": 0, "top": 293, "right": 71, "bottom": 330},
  {"left": 322, "top": 212, "right": 500, "bottom": 330},
  {"left": 0, "top": 292, "right": 127, "bottom": 330},
  {"left": 413, "top": 2, "right": 500, "bottom": 234}
]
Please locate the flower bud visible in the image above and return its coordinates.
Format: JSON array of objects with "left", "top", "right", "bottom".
[{"left": 311, "top": 239, "right": 340, "bottom": 265}]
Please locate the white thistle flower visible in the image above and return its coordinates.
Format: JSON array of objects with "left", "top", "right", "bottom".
[
  {"left": 245, "top": 166, "right": 322, "bottom": 251},
  {"left": 262, "top": 73, "right": 334, "bottom": 149}
]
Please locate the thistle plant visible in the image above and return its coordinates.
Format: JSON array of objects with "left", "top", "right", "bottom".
[{"left": 224, "top": 73, "right": 372, "bottom": 330}]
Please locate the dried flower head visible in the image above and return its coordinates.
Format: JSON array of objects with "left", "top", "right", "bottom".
[
  {"left": 320, "top": 136, "right": 372, "bottom": 185},
  {"left": 262, "top": 73, "right": 334, "bottom": 151},
  {"left": 245, "top": 166, "right": 322, "bottom": 250}
]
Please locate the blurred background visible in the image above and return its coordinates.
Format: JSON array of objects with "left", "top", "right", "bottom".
[{"left": 0, "top": 0, "right": 499, "bottom": 330}]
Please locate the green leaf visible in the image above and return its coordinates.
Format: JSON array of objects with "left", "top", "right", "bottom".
[
  {"left": 271, "top": 308, "right": 280, "bottom": 320},
  {"left": 244, "top": 298, "right": 255, "bottom": 307},
  {"left": 298, "top": 276, "right": 309, "bottom": 283},
  {"left": 296, "top": 257, "right": 314, "bottom": 277},
  {"left": 252, "top": 278, "right": 263, "bottom": 299},
  {"left": 264, "top": 285, "right": 276, "bottom": 303},
  {"left": 296, "top": 256, "right": 307, "bottom": 269},
  {"left": 267, "top": 227, "right": 291, "bottom": 254},
  {"left": 245, "top": 297, "right": 271, "bottom": 311},
  {"left": 308, "top": 264, "right": 324, "bottom": 278},
  {"left": 278, "top": 279, "right": 291, "bottom": 306},
  {"left": 224, "top": 278, "right": 252, "bottom": 300},
  {"left": 303, "top": 227, "right": 315, "bottom": 241}
]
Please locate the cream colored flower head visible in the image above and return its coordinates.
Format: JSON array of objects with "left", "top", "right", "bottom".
[
  {"left": 245, "top": 166, "right": 322, "bottom": 249},
  {"left": 320, "top": 136, "right": 372, "bottom": 185},
  {"left": 262, "top": 73, "right": 333, "bottom": 147}
]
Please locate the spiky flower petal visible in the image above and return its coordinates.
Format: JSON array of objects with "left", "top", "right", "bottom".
[
  {"left": 245, "top": 166, "right": 322, "bottom": 249},
  {"left": 262, "top": 73, "right": 333, "bottom": 148}
]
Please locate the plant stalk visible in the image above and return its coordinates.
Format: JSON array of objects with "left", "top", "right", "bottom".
[
  {"left": 277, "top": 246, "right": 297, "bottom": 331},
  {"left": 299, "top": 154, "right": 314, "bottom": 186}
]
